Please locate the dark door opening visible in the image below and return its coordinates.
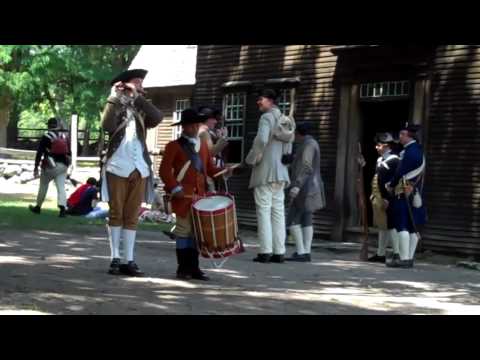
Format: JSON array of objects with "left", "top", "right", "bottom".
[{"left": 359, "top": 99, "right": 410, "bottom": 226}]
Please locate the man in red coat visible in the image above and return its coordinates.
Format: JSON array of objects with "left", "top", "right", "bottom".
[{"left": 160, "top": 108, "right": 232, "bottom": 281}]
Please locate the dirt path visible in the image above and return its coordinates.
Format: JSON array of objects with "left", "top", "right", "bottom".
[{"left": 1, "top": 227, "right": 480, "bottom": 315}]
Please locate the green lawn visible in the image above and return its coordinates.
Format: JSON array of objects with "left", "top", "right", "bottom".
[{"left": 0, "top": 192, "right": 172, "bottom": 233}]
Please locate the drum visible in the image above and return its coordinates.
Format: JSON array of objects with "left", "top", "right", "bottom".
[{"left": 191, "top": 193, "right": 244, "bottom": 259}]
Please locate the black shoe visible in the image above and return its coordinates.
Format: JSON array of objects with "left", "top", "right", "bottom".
[
  {"left": 368, "top": 254, "right": 386, "bottom": 263},
  {"left": 253, "top": 254, "right": 272, "bottom": 263},
  {"left": 188, "top": 249, "right": 210, "bottom": 281},
  {"left": 305, "top": 254, "right": 311, "bottom": 262},
  {"left": 191, "top": 270, "right": 210, "bottom": 281},
  {"left": 59, "top": 206, "right": 67, "bottom": 218},
  {"left": 176, "top": 271, "right": 192, "bottom": 280},
  {"left": 386, "top": 258, "right": 412, "bottom": 268},
  {"left": 29, "top": 205, "right": 41, "bottom": 214},
  {"left": 286, "top": 253, "right": 309, "bottom": 262},
  {"left": 108, "top": 258, "right": 122, "bottom": 275},
  {"left": 270, "top": 254, "right": 285, "bottom": 263},
  {"left": 163, "top": 231, "right": 176, "bottom": 240},
  {"left": 119, "top": 261, "right": 145, "bottom": 277}
]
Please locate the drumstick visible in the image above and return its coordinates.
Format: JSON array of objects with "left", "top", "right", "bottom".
[{"left": 213, "top": 164, "right": 241, "bottom": 178}]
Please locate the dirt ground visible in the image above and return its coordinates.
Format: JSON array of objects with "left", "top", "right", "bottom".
[{"left": 1, "top": 225, "right": 480, "bottom": 315}]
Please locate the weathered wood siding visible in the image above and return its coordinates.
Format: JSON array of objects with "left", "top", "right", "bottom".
[
  {"left": 147, "top": 86, "right": 193, "bottom": 175},
  {"left": 193, "top": 45, "right": 339, "bottom": 238},
  {"left": 422, "top": 45, "right": 480, "bottom": 254}
]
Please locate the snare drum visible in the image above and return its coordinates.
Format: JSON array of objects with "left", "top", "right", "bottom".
[{"left": 191, "top": 193, "right": 244, "bottom": 259}]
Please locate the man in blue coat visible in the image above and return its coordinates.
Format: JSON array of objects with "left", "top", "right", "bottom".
[{"left": 386, "top": 124, "right": 427, "bottom": 268}]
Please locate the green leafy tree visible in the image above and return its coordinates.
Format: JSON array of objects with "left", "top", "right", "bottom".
[{"left": 0, "top": 45, "right": 141, "bottom": 149}]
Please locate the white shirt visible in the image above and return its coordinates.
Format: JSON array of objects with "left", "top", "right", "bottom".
[{"left": 106, "top": 107, "right": 150, "bottom": 179}]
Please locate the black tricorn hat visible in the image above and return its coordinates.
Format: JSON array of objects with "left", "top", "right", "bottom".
[
  {"left": 401, "top": 123, "right": 421, "bottom": 133},
  {"left": 296, "top": 122, "right": 312, "bottom": 135},
  {"left": 374, "top": 132, "right": 396, "bottom": 144},
  {"left": 197, "top": 106, "right": 222, "bottom": 120},
  {"left": 171, "top": 108, "right": 208, "bottom": 127},
  {"left": 110, "top": 69, "right": 148, "bottom": 86},
  {"left": 257, "top": 88, "right": 278, "bottom": 101}
]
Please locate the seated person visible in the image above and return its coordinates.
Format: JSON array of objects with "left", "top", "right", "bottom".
[{"left": 66, "top": 177, "right": 99, "bottom": 216}]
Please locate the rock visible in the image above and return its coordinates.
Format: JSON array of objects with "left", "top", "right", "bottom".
[
  {"left": 3, "top": 165, "right": 22, "bottom": 179},
  {"left": 21, "top": 164, "right": 34, "bottom": 172},
  {"left": 7, "top": 175, "right": 22, "bottom": 184},
  {"left": 0, "top": 177, "right": 8, "bottom": 187},
  {"left": 456, "top": 261, "right": 480, "bottom": 271},
  {"left": 20, "top": 172, "right": 35, "bottom": 184}
]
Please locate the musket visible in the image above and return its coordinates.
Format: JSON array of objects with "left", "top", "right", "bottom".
[
  {"left": 402, "top": 177, "right": 422, "bottom": 243},
  {"left": 357, "top": 142, "right": 369, "bottom": 261}
]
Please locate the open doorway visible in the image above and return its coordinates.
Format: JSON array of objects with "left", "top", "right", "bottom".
[{"left": 359, "top": 99, "right": 411, "bottom": 226}]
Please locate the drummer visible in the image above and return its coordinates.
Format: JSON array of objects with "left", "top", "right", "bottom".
[{"left": 159, "top": 108, "right": 234, "bottom": 281}]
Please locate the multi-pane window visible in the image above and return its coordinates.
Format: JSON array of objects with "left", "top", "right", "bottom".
[
  {"left": 278, "top": 88, "right": 293, "bottom": 115},
  {"left": 222, "top": 92, "right": 246, "bottom": 163},
  {"left": 360, "top": 81, "right": 410, "bottom": 99},
  {"left": 172, "top": 99, "right": 190, "bottom": 139}
]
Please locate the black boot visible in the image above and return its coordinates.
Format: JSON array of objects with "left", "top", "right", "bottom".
[
  {"left": 386, "top": 258, "right": 413, "bottom": 268},
  {"left": 59, "top": 206, "right": 67, "bottom": 218},
  {"left": 189, "top": 249, "right": 209, "bottom": 281},
  {"left": 286, "top": 253, "right": 309, "bottom": 262},
  {"left": 176, "top": 249, "right": 192, "bottom": 280},
  {"left": 253, "top": 253, "right": 272, "bottom": 263},
  {"left": 29, "top": 205, "right": 41, "bottom": 214},
  {"left": 119, "top": 261, "right": 145, "bottom": 277},
  {"left": 270, "top": 254, "right": 285, "bottom": 263},
  {"left": 368, "top": 254, "right": 386, "bottom": 263},
  {"left": 108, "top": 258, "right": 122, "bottom": 275}
]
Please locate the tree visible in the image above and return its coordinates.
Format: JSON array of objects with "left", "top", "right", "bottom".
[{"left": 0, "top": 45, "right": 141, "bottom": 148}]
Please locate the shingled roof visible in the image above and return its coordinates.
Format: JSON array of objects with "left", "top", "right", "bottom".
[{"left": 128, "top": 45, "right": 197, "bottom": 88}]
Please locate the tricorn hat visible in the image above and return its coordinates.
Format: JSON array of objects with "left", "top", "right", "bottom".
[
  {"left": 374, "top": 132, "right": 395, "bottom": 144},
  {"left": 47, "top": 117, "right": 64, "bottom": 130},
  {"left": 171, "top": 108, "right": 208, "bottom": 127},
  {"left": 296, "top": 122, "right": 312, "bottom": 135},
  {"left": 257, "top": 88, "right": 278, "bottom": 101},
  {"left": 401, "top": 122, "right": 421, "bottom": 133},
  {"left": 110, "top": 69, "right": 148, "bottom": 86},
  {"left": 197, "top": 106, "right": 222, "bottom": 120}
]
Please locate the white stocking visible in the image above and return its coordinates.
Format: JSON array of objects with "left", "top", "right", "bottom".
[
  {"left": 302, "top": 226, "right": 314, "bottom": 255},
  {"left": 108, "top": 226, "right": 122, "bottom": 260},
  {"left": 122, "top": 229, "right": 136, "bottom": 262},
  {"left": 398, "top": 231, "right": 410, "bottom": 261},
  {"left": 377, "top": 230, "right": 388, "bottom": 257},
  {"left": 289, "top": 225, "right": 305, "bottom": 255},
  {"left": 389, "top": 229, "right": 400, "bottom": 255},
  {"left": 409, "top": 233, "right": 419, "bottom": 260}
]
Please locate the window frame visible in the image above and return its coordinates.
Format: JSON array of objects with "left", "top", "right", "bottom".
[
  {"left": 222, "top": 91, "right": 247, "bottom": 164},
  {"left": 172, "top": 98, "right": 190, "bottom": 140}
]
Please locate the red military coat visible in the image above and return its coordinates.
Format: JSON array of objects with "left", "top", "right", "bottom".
[{"left": 159, "top": 138, "right": 221, "bottom": 218}]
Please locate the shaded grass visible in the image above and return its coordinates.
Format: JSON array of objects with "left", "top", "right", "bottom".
[{"left": 0, "top": 192, "right": 172, "bottom": 233}]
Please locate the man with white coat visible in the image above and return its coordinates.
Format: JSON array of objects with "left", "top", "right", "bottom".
[{"left": 245, "top": 89, "right": 292, "bottom": 264}]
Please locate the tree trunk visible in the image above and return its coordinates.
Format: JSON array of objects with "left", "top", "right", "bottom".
[
  {"left": 82, "top": 123, "right": 91, "bottom": 156},
  {"left": 0, "top": 96, "right": 13, "bottom": 148},
  {"left": 7, "top": 102, "right": 20, "bottom": 147}
]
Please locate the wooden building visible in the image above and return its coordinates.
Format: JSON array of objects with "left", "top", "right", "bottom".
[
  {"left": 128, "top": 45, "right": 198, "bottom": 173},
  {"left": 189, "top": 45, "right": 480, "bottom": 255}
]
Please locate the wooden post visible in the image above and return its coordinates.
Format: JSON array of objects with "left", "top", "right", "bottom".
[{"left": 71, "top": 112, "right": 78, "bottom": 173}]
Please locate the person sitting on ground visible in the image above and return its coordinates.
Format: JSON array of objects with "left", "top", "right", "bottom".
[{"left": 66, "top": 177, "right": 99, "bottom": 216}]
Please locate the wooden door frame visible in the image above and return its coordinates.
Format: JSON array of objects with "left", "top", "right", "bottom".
[{"left": 331, "top": 75, "right": 430, "bottom": 242}]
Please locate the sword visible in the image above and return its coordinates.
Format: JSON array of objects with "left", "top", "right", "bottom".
[{"left": 402, "top": 177, "right": 422, "bottom": 241}]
